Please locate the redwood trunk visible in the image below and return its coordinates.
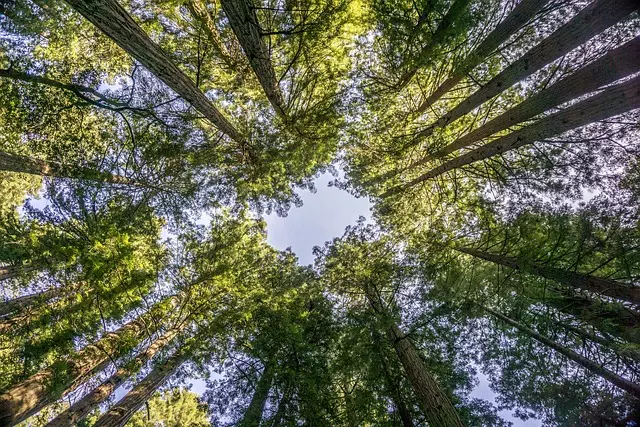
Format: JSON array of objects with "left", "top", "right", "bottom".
[
  {"left": 64, "top": 0, "right": 245, "bottom": 144},
  {"left": 0, "top": 286, "right": 60, "bottom": 318},
  {"left": 481, "top": 304, "right": 640, "bottom": 397},
  {"left": 384, "top": 75, "right": 640, "bottom": 196},
  {"left": 91, "top": 348, "right": 188, "bottom": 427},
  {"left": 220, "top": 0, "right": 286, "bottom": 118},
  {"left": 411, "top": 0, "right": 638, "bottom": 142},
  {"left": 455, "top": 246, "right": 640, "bottom": 305},
  {"left": 46, "top": 326, "right": 184, "bottom": 427},
  {"left": 239, "top": 362, "right": 275, "bottom": 427},
  {"left": 0, "top": 264, "right": 36, "bottom": 283},
  {"left": 185, "top": 0, "right": 237, "bottom": 70},
  {"left": 417, "top": 0, "right": 550, "bottom": 112},
  {"left": 378, "top": 340, "right": 415, "bottom": 427}
]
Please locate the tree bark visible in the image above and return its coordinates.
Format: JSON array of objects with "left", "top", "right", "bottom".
[
  {"left": 185, "top": 0, "right": 238, "bottom": 71},
  {"left": 416, "top": 0, "right": 550, "bottom": 113},
  {"left": 0, "top": 296, "right": 177, "bottom": 426},
  {"left": 220, "top": 0, "right": 287, "bottom": 118},
  {"left": 383, "top": 74, "right": 640, "bottom": 197},
  {"left": 63, "top": 0, "right": 246, "bottom": 144},
  {"left": 376, "top": 336, "right": 415, "bottom": 427},
  {"left": 363, "top": 284, "right": 465, "bottom": 427},
  {"left": 0, "top": 264, "right": 36, "bottom": 283},
  {"left": 480, "top": 303, "right": 640, "bottom": 398},
  {"left": 395, "top": 0, "right": 473, "bottom": 90},
  {"left": 238, "top": 361, "right": 275, "bottom": 427},
  {"left": 0, "top": 286, "right": 61, "bottom": 318},
  {"left": 419, "top": 36, "right": 640, "bottom": 163},
  {"left": 91, "top": 348, "right": 189, "bottom": 427},
  {"left": 410, "top": 0, "right": 639, "bottom": 143},
  {"left": 455, "top": 246, "right": 640, "bottom": 305},
  {"left": 46, "top": 325, "right": 185, "bottom": 427}
]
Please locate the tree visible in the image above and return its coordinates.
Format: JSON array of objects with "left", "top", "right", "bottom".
[{"left": 125, "top": 388, "right": 211, "bottom": 427}]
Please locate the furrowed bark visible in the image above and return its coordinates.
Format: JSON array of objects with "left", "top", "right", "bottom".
[
  {"left": 64, "top": 0, "right": 246, "bottom": 144},
  {"left": 91, "top": 348, "right": 189, "bottom": 427},
  {"left": 417, "top": 0, "right": 550, "bottom": 112},
  {"left": 383, "top": 75, "right": 640, "bottom": 197},
  {"left": 46, "top": 325, "right": 185, "bottom": 427},
  {"left": 396, "top": 0, "right": 473, "bottom": 90},
  {"left": 376, "top": 333, "right": 414, "bottom": 427},
  {"left": 0, "top": 297, "right": 177, "bottom": 426},
  {"left": 419, "top": 36, "right": 640, "bottom": 163},
  {"left": 410, "top": 0, "right": 639, "bottom": 144},
  {"left": 238, "top": 362, "right": 275, "bottom": 427},
  {"left": 363, "top": 284, "right": 465, "bottom": 427},
  {"left": 0, "top": 286, "right": 61, "bottom": 318},
  {"left": 480, "top": 304, "right": 640, "bottom": 398},
  {"left": 185, "top": 0, "right": 238, "bottom": 70},
  {"left": 455, "top": 246, "right": 640, "bottom": 305},
  {"left": 220, "top": 0, "right": 287, "bottom": 118}
]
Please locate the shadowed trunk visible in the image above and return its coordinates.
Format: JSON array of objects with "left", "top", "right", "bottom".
[
  {"left": 185, "top": 0, "right": 238, "bottom": 70},
  {"left": 239, "top": 361, "right": 275, "bottom": 427},
  {"left": 480, "top": 303, "right": 640, "bottom": 397},
  {"left": 64, "top": 0, "right": 246, "bottom": 144},
  {"left": 376, "top": 334, "right": 415, "bottom": 427},
  {"left": 0, "top": 265, "right": 36, "bottom": 283},
  {"left": 0, "top": 286, "right": 61, "bottom": 318},
  {"left": 417, "top": 0, "right": 550, "bottom": 112}
]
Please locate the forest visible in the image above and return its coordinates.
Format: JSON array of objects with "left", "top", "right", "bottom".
[{"left": 0, "top": 0, "right": 638, "bottom": 425}]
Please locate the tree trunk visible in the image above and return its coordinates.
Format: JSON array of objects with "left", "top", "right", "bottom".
[
  {"left": 363, "top": 284, "right": 465, "bottom": 427},
  {"left": 220, "top": 0, "right": 287, "bottom": 118},
  {"left": 383, "top": 74, "right": 640, "bottom": 197},
  {"left": 46, "top": 325, "right": 185, "bottom": 427},
  {"left": 420, "top": 36, "right": 640, "bottom": 162},
  {"left": 376, "top": 336, "right": 415, "bottom": 427},
  {"left": 416, "top": 0, "right": 550, "bottom": 113},
  {"left": 238, "top": 361, "right": 275, "bottom": 427},
  {"left": 185, "top": 0, "right": 238, "bottom": 71},
  {"left": 480, "top": 303, "right": 640, "bottom": 398},
  {"left": 91, "top": 348, "right": 189, "bottom": 427},
  {"left": 0, "top": 151, "right": 131, "bottom": 184},
  {"left": 0, "top": 286, "right": 61, "bottom": 319},
  {"left": 63, "top": 0, "right": 246, "bottom": 145},
  {"left": 0, "top": 264, "right": 36, "bottom": 283},
  {"left": 411, "top": 0, "right": 638, "bottom": 143},
  {"left": 395, "top": 0, "right": 473, "bottom": 90},
  {"left": 455, "top": 246, "right": 640, "bottom": 305},
  {"left": 0, "top": 296, "right": 177, "bottom": 426}
]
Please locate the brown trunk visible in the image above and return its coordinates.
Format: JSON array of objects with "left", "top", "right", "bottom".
[
  {"left": 46, "top": 325, "right": 185, "bottom": 427},
  {"left": 239, "top": 361, "right": 275, "bottom": 427},
  {"left": 376, "top": 334, "right": 415, "bottom": 427},
  {"left": 63, "top": 0, "right": 246, "bottom": 144},
  {"left": 91, "top": 348, "right": 188, "bottom": 427},
  {"left": 417, "top": 0, "right": 550, "bottom": 112},
  {"left": 185, "top": 0, "right": 238, "bottom": 70},
  {"left": 411, "top": 0, "right": 638, "bottom": 143},
  {"left": 363, "top": 284, "right": 465, "bottom": 427},
  {"left": 220, "top": 0, "right": 287, "bottom": 118},
  {"left": 0, "top": 286, "right": 61, "bottom": 318},
  {"left": 421, "top": 36, "right": 640, "bottom": 162},
  {"left": 396, "top": 0, "right": 473, "bottom": 90},
  {"left": 0, "top": 264, "right": 36, "bottom": 283},
  {"left": 455, "top": 246, "right": 640, "bottom": 305},
  {"left": 480, "top": 304, "right": 640, "bottom": 397},
  {"left": 383, "top": 74, "right": 640, "bottom": 196},
  {"left": 0, "top": 296, "right": 177, "bottom": 426}
]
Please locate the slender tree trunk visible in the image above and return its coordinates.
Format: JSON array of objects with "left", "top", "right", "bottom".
[
  {"left": 418, "top": 36, "right": 640, "bottom": 163},
  {"left": 0, "top": 296, "right": 177, "bottom": 426},
  {"left": 46, "top": 325, "right": 185, "bottom": 427},
  {"left": 363, "top": 284, "right": 465, "bottom": 427},
  {"left": 0, "top": 264, "right": 36, "bottom": 283},
  {"left": 383, "top": 74, "right": 640, "bottom": 197},
  {"left": 239, "top": 361, "right": 275, "bottom": 427},
  {"left": 454, "top": 246, "right": 640, "bottom": 305},
  {"left": 185, "top": 0, "right": 238, "bottom": 70},
  {"left": 480, "top": 303, "right": 640, "bottom": 397},
  {"left": 91, "top": 348, "right": 189, "bottom": 427},
  {"left": 0, "top": 151, "right": 131, "bottom": 184},
  {"left": 0, "top": 287, "right": 61, "bottom": 318},
  {"left": 220, "top": 0, "right": 287, "bottom": 118},
  {"left": 63, "top": 0, "right": 246, "bottom": 145},
  {"left": 395, "top": 0, "right": 473, "bottom": 90},
  {"left": 411, "top": 0, "right": 639, "bottom": 143},
  {"left": 376, "top": 337, "right": 415, "bottom": 427},
  {"left": 417, "top": 0, "right": 550, "bottom": 113}
]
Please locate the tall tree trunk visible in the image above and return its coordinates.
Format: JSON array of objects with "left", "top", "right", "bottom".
[
  {"left": 363, "top": 284, "right": 465, "bottom": 427},
  {"left": 395, "top": 0, "right": 473, "bottom": 90},
  {"left": 417, "top": 0, "right": 550, "bottom": 113},
  {"left": 383, "top": 74, "right": 640, "bottom": 197},
  {"left": 410, "top": 0, "right": 638, "bottom": 143},
  {"left": 0, "top": 264, "right": 36, "bottom": 283},
  {"left": 0, "top": 296, "right": 177, "bottom": 426},
  {"left": 480, "top": 303, "right": 640, "bottom": 397},
  {"left": 239, "top": 361, "right": 275, "bottom": 427},
  {"left": 185, "top": 0, "right": 238, "bottom": 71},
  {"left": 220, "top": 0, "right": 287, "bottom": 118},
  {"left": 46, "top": 325, "right": 185, "bottom": 427},
  {"left": 376, "top": 334, "right": 415, "bottom": 427},
  {"left": 63, "top": 0, "right": 246, "bottom": 145},
  {"left": 417, "top": 36, "right": 640, "bottom": 163},
  {"left": 0, "top": 286, "right": 61, "bottom": 318},
  {"left": 454, "top": 246, "right": 640, "bottom": 305},
  {"left": 91, "top": 348, "right": 189, "bottom": 427},
  {"left": 0, "top": 151, "right": 131, "bottom": 184}
]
